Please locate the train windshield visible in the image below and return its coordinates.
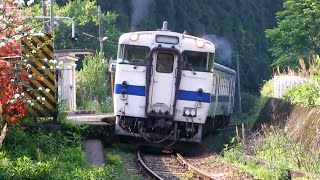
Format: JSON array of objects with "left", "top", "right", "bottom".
[
  {"left": 118, "top": 44, "right": 150, "bottom": 65},
  {"left": 182, "top": 51, "right": 214, "bottom": 72}
]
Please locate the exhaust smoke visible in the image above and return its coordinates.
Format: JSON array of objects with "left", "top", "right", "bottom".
[
  {"left": 203, "top": 34, "right": 233, "bottom": 66},
  {"left": 130, "top": 0, "right": 152, "bottom": 31}
]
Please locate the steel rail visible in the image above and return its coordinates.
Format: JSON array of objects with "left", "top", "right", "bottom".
[
  {"left": 137, "top": 150, "right": 164, "bottom": 180},
  {"left": 176, "top": 153, "right": 217, "bottom": 180}
]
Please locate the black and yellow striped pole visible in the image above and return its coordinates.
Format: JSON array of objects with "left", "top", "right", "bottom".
[{"left": 21, "top": 33, "right": 57, "bottom": 117}]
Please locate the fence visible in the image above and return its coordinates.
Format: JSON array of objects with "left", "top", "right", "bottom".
[{"left": 273, "top": 75, "right": 309, "bottom": 98}]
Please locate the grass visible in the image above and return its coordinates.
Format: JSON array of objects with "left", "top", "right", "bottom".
[
  {"left": 0, "top": 118, "right": 140, "bottom": 180},
  {"left": 216, "top": 77, "right": 320, "bottom": 179},
  {"left": 254, "top": 127, "right": 320, "bottom": 175},
  {"left": 212, "top": 79, "right": 320, "bottom": 179},
  {"left": 217, "top": 140, "right": 290, "bottom": 180}
]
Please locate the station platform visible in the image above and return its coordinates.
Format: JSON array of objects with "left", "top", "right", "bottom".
[{"left": 67, "top": 111, "right": 115, "bottom": 126}]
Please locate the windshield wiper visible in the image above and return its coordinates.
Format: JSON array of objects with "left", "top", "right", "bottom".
[
  {"left": 187, "top": 62, "right": 196, "bottom": 75},
  {"left": 133, "top": 60, "right": 146, "bottom": 69}
]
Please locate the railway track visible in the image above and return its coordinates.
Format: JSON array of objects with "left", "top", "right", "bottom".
[{"left": 137, "top": 150, "right": 214, "bottom": 180}]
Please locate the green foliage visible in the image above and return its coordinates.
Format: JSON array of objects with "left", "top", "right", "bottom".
[
  {"left": 86, "top": 0, "right": 283, "bottom": 93},
  {"left": 241, "top": 92, "right": 258, "bottom": 114},
  {"left": 24, "top": 0, "right": 121, "bottom": 59},
  {"left": 56, "top": 0, "right": 121, "bottom": 58},
  {"left": 266, "top": 0, "right": 320, "bottom": 67},
  {"left": 260, "top": 79, "right": 274, "bottom": 97},
  {"left": 233, "top": 91, "right": 268, "bottom": 129},
  {"left": 24, "top": 0, "right": 286, "bottom": 93},
  {"left": 255, "top": 127, "right": 320, "bottom": 174},
  {"left": 257, "top": 131, "right": 288, "bottom": 164},
  {"left": 283, "top": 82, "right": 320, "bottom": 107},
  {"left": 220, "top": 139, "right": 288, "bottom": 179},
  {"left": 0, "top": 122, "right": 138, "bottom": 180},
  {"left": 222, "top": 140, "right": 245, "bottom": 164},
  {"left": 105, "top": 149, "right": 124, "bottom": 167},
  {"left": 280, "top": 55, "right": 320, "bottom": 107},
  {"left": 76, "top": 53, "right": 113, "bottom": 112},
  {"left": 312, "top": 55, "right": 320, "bottom": 82}
]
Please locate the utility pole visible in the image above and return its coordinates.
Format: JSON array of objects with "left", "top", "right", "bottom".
[
  {"left": 98, "top": 6, "right": 104, "bottom": 63},
  {"left": 49, "top": 0, "right": 54, "bottom": 32},
  {"left": 42, "top": 1, "right": 49, "bottom": 32},
  {"left": 236, "top": 50, "right": 242, "bottom": 114}
]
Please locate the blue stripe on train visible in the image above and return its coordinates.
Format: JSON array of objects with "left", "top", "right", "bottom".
[
  {"left": 114, "top": 84, "right": 211, "bottom": 103},
  {"left": 114, "top": 84, "right": 145, "bottom": 96},
  {"left": 177, "top": 90, "right": 211, "bottom": 103}
]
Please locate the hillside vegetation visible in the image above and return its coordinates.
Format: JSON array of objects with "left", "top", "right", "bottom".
[{"left": 53, "top": 0, "right": 284, "bottom": 93}]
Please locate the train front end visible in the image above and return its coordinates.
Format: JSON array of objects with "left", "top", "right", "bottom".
[{"left": 114, "top": 22, "right": 215, "bottom": 144}]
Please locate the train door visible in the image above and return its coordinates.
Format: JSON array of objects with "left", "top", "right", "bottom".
[{"left": 148, "top": 52, "right": 177, "bottom": 115}]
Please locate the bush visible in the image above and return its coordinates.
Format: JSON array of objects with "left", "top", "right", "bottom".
[
  {"left": 76, "top": 53, "right": 113, "bottom": 113},
  {"left": 260, "top": 79, "right": 274, "bottom": 97},
  {"left": 283, "top": 82, "right": 320, "bottom": 107},
  {"left": 281, "top": 55, "right": 320, "bottom": 107},
  {"left": 233, "top": 91, "right": 268, "bottom": 129},
  {"left": 0, "top": 121, "right": 138, "bottom": 180},
  {"left": 241, "top": 92, "right": 258, "bottom": 114}
]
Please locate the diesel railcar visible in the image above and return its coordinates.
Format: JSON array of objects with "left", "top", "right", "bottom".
[{"left": 111, "top": 22, "right": 236, "bottom": 144}]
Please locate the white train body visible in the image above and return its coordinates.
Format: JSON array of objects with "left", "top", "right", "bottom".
[{"left": 113, "top": 22, "right": 236, "bottom": 143}]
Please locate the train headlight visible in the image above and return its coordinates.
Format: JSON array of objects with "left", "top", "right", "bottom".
[
  {"left": 130, "top": 33, "right": 139, "bottom": 41},
  {"left": 183, "top": 107, "right": 197, "bottom": 117},
  {"left": 196, "top": 39, "right": 205, "bottom": 48},
  {"left": 190, "top": 109, "right": 196, "bottom": 116},
  {"left": 184, "top": 109, "right": 191, "bottom": 116}
]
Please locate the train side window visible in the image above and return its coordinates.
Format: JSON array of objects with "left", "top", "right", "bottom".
[
  {"left": 117, "top": 44, "right": 125, "bottom": 62},
  {"left": 212, "top": 75, "right": 216, "bottom": 94},
  {"left": 226, "top": 79, "right": 229, "bottom": 95},
  {"left": 156, "top": 53, "right": 174, "bottom": 73},
  {"left": 218, "top": 76, "right": 222, "bottom": 95},
  {"left": 207, "top": 53, "right": 214, "bottom": 72},
  {"left": 223, "top": 78, "right": 226, "bottom": 95},
  {"left": 119, "top": 45, "right": 149, "bottom": 65},
  {"left": 223, "top": 78, "right": 227, "bottom": 95},
  {"left": 182, "top": 51, "right": 209, "bottom": 72},
  {"left": 226, "top": 79, "right": 228, "bottom": 95}
]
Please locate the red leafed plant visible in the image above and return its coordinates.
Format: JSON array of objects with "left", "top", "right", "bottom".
[
  {"left": 0, "top": 60, "right": 28, "bottom": 148},
  {"left": 0, "top": 0, "right": 35, "bottom": 147},
  {"left": 0, "top": 60, "right": 27, "bottom": 124}
]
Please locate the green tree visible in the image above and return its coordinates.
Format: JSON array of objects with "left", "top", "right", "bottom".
[
  {"left": 26, "top": 0, "right": 284, "bottom": 93},
  {"left": 24, "top": 0, "right": 121, "bottom": 59},
  {"left": 266, "top": 0, "right": 320, "bottom": 67},
  {"left": 76, "top": 53, "right": 112, "bottom": 112},
  {"left": 94, "top": 0, "right": 285, "bottom": 92}
]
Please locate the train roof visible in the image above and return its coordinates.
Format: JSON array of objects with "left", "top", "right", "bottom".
[
  {"left": 118, "top": 22, "right": 215, "bottom": 53},
  {"left": 213, "top": 63, "right": 236, "bottom": 75}
]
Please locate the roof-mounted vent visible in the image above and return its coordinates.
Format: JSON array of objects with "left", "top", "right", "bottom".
[{"left": 158, "top": 21, "right": 169, "bottom": 31}]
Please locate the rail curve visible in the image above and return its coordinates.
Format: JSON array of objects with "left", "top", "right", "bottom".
[
  {"left": 137, "top": 149, "right": 215, "bottom": 180},
  {"left": 137, "top": 150, "right": 164, "bottom": 180}
]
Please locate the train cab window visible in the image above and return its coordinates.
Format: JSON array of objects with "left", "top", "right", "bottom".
[
  {"left": 182, "top": 51, "right": 214, "bottom": 72},
  {"left": 208, "top": 53, "right": 214, "bottom": 72},
  {"left": 156, "top": 53, "right": 174, "bottom": 73},
  {"left": 118, "top": 44, "right": 150, "bottom": 65}
]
